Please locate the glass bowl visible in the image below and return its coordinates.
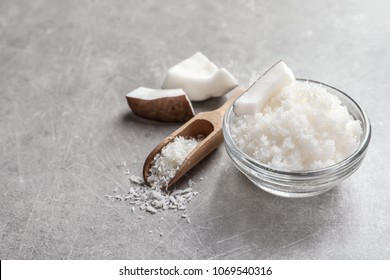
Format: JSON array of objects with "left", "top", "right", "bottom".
[{"left": 223, "top": 79, "right": 371, "bottom": 198}]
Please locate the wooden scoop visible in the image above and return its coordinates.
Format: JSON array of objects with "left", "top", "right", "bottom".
[{"left": 143, "top": 86, "right": 246, "bottom": 189}]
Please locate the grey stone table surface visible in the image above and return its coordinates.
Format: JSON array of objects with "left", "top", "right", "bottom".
[{"left": 1, "top": 0, "right": 389, "bottom": 260}]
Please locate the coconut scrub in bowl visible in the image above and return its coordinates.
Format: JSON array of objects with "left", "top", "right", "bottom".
[{"left": 223, "top": 61, "right": 371, "bottom": 198}]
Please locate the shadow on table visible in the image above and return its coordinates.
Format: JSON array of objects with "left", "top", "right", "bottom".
[
  {"left": 120, "top": 111, "right": 180, "bottom": 129},
  {"left": 201, "top": 164, "right": 351, "bottom": 259}
]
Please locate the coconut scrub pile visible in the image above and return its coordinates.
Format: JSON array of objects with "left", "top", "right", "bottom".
[{"left": 232, "top": 61, "right": 363, "bottom": 171}]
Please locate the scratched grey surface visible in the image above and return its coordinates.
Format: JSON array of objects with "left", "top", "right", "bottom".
[{"left": 1, "top": 0, "right": 390, "bottom": 260}]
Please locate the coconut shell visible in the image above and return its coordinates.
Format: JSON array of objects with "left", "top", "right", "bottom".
[{"left": 126, "top": 94, "right": 194, "bottom": 123}]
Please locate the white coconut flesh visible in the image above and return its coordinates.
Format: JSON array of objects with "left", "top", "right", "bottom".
[
  {"left": 233, "top": 61, "right": 295, "bottom": 116},
  {"left": 162, "top": 52, "right": 238, "bottom": 101}
]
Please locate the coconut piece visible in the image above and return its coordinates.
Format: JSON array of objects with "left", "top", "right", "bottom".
[
  {"left": 233, "top": 61, "right": 295, "bottom": 116},
  {"left": 146, "top": 205, "right": 157, "bottom": 214},
  {"left": 126, "top": 87, "right": 194, "bottom": 123},
  {"left": 129, "top": 175, "right": 144, "bottom": 185},
  {"left": 162, "top": 52, "right": 238, "bottom": 101}
]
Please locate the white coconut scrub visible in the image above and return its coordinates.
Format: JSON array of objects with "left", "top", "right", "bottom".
[{"left": 230, "top": 81, "right": 363, "bottom": 171}]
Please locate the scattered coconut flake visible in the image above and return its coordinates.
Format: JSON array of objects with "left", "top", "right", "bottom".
[
  {"left": 150, "top": 190, "right": 164, "bottom": 201},
  {"left": 153, "top": 200, "right": 164, "bottom": 209},
  {"left": 108, "top": 173, "right": 199, "bottom": 219},
  {"left": 172, "top": 188, "right": 193, "bottom": 196},
  {"left": 105, "top": 194, "right": 123, "bottom": 201},
  {"left": 169, "top": 196, "right": 178, "bottom": 205},
  {"left": 129, "top": 175, "right": 144, "bottom": 185},
  {"left": 188, "top": 179, "right": 195, "bottom": 187},
  {"left": 146, "top": 205, "right": 157, "bottom": 214},
  {"left": 176, "top": 196, "right": 185, "bottom": 203},
  {"left": 108, "top": 162, "right": 201, "bottom": 224},
  {"left": 178, "top": 204, "right": 186, "bottom": 210}
]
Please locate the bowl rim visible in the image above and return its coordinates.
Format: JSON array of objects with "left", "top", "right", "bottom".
[{"left": 223, "top": 78, "right": 372, "bottom": 177}]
